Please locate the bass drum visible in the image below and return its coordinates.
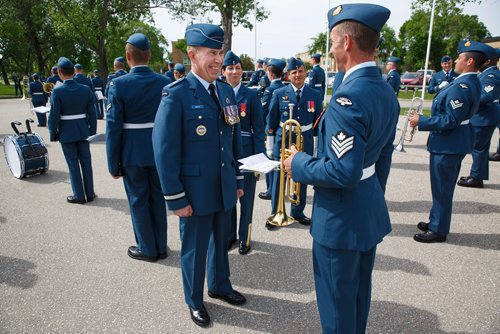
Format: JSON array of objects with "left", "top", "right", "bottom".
[{"left": 3, "top": 133, "right": 49, "bottom": 178}]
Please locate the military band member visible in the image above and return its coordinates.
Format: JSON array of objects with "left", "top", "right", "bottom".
[
  {"left": 105, "top": 57, "right": 127, "bottom": 98},
  {"left": 307, "top": 53, "right": 326, "bottom": 103},
  {"left": 173, "top": 63, "right": 186, "bottom": 80},
  {"left": 457, "top": 47, "right": 499, "bottom": 188},
  {"left": 152, "top": 23, "right": 246, "bottom": 328},
  {"left": 106, "top": 33, "right": 170, "bottom": 262},
  {"left": 91, "top": 70, "right": 105, "bottom": 119},
  {"left": 246, "top": 58, "right": 265, "bottom": 87},
  {"left": 47, "top": 66, "right": 62, "bottom": 85},
  {"left": 29, "top": 73, "right": 48, "bottom": 127},
  {"left": 410, "top": 39, "right": 490, "bottom": 243},
  {"left": 258, "top": 58, "right": 286, "bottom": 201},
  {"left": 284, "top": 4, "right": 398, "bottom": 332},
  {"left": 257, "top": 59, "right": 271, "bottom": 97},
  {"left": 222, "top": 50, "right": 265, "bottom": 254},
  {"left": 165, "top": 60, "right": 175, "bottom": 81},
  {"left": 48, "top": 57, "right": 97, "bottom": 204},
  {"left": 427, "top": 55, "right": 459, "bottom": 94},
  {"left": 385, "top": 56, "right": 401, "bottom": 95},
  {"left": 266, "top": 57, "right": 321, "bottom": 228}
]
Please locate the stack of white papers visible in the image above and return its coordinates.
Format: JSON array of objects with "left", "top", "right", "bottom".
[
  {"left": 95, "top": 91, "right": 105, "bottom": 100},
  {"left": 238, "top": 153, "right": 280, "bottom": 174},
  {"left": 32, "top": 106, "right": 50, "bottom": 114},
  {"left": 87, "top": 133, "right": 106, "bottom": 143}
]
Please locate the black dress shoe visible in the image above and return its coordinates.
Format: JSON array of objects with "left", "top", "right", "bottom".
[
  {"left": 189, "top": 304, "right": 210, "bottom": 327},
  {"left": 86, "top": 194, "right": 97, "bottom": 203},
  {"left": 457, "top": 176, "right": 484, "bottom": 188},
  {"left": 157, "top": 252, "right": 167, "bottom": 260},
  {"left": 294, "top": 216, "right": 312, "bottom": 226},
  {"left": 66, "top": 196, "right": 86, "bottom": 204},
  {"left": 258, "top": 192, "right": 271, "bottom": 200},
  {"left": 238, "top": 241, "right": 250, "bottom": 255},
  {"left": 228, "top": 239, "right": 237, "bottom": 251},
  {"left": 413, "top": 231, "right": 446, "bottom": 243},
  {"left": 127, "top": 246, "right": 157, "bottom": 262},
  {"left": 208, "top": 289, "right": 246, "bottom": 305},
  {"left": 417, "top": 221, "right": 430, "bottom": 232},
  {"left": 265, "top": 222, "right": 277, "bottom": 230},
  {"left": 489, "top": 152, "right": 500, "bottom": 161}
]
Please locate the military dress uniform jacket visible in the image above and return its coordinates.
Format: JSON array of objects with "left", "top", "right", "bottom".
[
  {"left": 261, "top": 79, "right": 285, "bottom": 123},
  {"left": 428, "top": 69, "right": 459, "bottom": 94},
  {"left": 419, "top": 73, "right": 481, "bottom": 154},
  {"left": 74, "top": 74, "right": 95, "bottom": 91},
  {"left": 48, "top": 80, "right": 97, "bottom": 142},
  {"left": 47, "top": 75, "right": 62, "bottom": 84},
  {"left": 291, "top": 66, "right": 399, "bottom": 251},
  {"left": 266, "top": 84, "right": 322, "bottom": 157},
  {"left": 152, "top": 73, "right": 244, "bottom": 216},
  {"left": 28, "top": 81, "right": 48, "bottom": 106},
  {"left": 106, "top": 66, "right": 171, "bottom": 174},
  {"left": 105, "top": 69, "right": 127, "bottom": 97},
  {"left": 308, "top": 64, "right": 326, "bottom": 98},
  {"left": 91, "top": 76, "right": 104, "bottom": 92},
  {"left": 386, "top": 69, "right": 400, "bottom": 95},
  {"left": 246, "top": 68, "right": 265, "bottom": 87},
  {"left": 471, "top": 66, "right": 500, "bottom": 126},
  {"left": 236, "top": 85, "right": 265, "bottom": 157}
]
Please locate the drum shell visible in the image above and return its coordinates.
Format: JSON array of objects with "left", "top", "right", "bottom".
[{"left": 3, "top": 133, "right": 49, "bottom": 178}]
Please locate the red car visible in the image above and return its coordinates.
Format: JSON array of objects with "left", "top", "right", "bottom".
[{"left": 400, "top": 72, "right": 424, "bottom": 88}]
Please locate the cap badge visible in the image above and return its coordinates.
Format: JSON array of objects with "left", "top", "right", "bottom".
[{"left": 333, "top": 5, "right": 342, "bottom": 16}]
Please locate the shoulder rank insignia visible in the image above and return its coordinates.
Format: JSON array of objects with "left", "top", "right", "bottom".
[
  {"left": 162, "top": 92, "right": 169, "bottom": 97},
  {"left": 450, "top": 99, "right": 463, "bottom": 110},
  {"left": 488, "top": 74, "right": 494, "bottom": 78},
  {"left": 484, "top": 85, "right": 494, "bottom": 93},
  {"left": 336, "top": 97, "right": 352, "bottom": 106},
  {"left": 331, "top": 131, "right": 354, "bottom": 159},
  {"left": 110, "top": 81, "right": 114, "bottom": 86},
  {"left": 106, "top": 103, "right": 112, "bottom": 112},
  {"left": 459, "top": 83, "right": 468, "bottom": 89},
  {"left": 282, "top": 96, "right": 289, "bottom": 101}
]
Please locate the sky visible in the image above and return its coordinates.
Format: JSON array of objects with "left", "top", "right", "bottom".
[{"left": 152, "top": 0, "right": 500, "bottom": 60}]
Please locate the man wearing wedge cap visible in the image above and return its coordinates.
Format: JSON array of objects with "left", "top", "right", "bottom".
[
  {"left": 410, "top": 39, "right": 488, "bottom": 243},
  {"left": 428, "top": 55, "right": 459, "bottom": 94},
  {"left": 307, "top": 53, "right": 326, "bottom": 103},
  {"left": 48, "top": 57, "right": 97, "bottom": 204},
  {"left": 153, "top": 23, "right": 245, "bottom": 327},
  {"left": 105, "top": 56, "right": 127, "bottom": 98},
  {"left": 106, "top": 33, "right": 171, "bottom": 263},
  {"left": 385, "top": 55, "right": 401, "bottom": 95},
  {"left": 283, "top": 4, "right": 399, "bottom": 333},
  {"left": 91, "top": 70, "right": 105, "bottom": 119}
]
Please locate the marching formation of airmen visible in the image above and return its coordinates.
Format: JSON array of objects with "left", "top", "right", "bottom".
[{"left": 14, "top": 2, "right": 499, "bottom": 332}]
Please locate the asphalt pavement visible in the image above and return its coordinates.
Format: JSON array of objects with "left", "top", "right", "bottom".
[{"left": 0, "top": 98, "right": 499, "bottom": 333}]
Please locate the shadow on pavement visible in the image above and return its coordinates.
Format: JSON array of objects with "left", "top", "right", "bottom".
[
  {"left": 0, "top": 255, "right": 38, "bottom": 289},
  {"left": 447, "top": 232, "right": 500, "bottom": 251},
  {"left": 374, "top": 254, "right": 431, "bottom": 276},
  {"left": 87, "top": 197, "right": 131, "bottom": 216},
  {"left": 391, "top": 162, "right": 429, "bottom": 171},
  {"left": 387, "top": 200, "right": 500, "bottom": 214},
  {"left": 0, "top": 215, "right": 6, "bottom": 224},
  {"left": 21, "top": 169, "right": 69, "bottom": 184}
]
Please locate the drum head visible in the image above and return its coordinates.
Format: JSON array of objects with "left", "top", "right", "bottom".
[{"left": 3, "top": 136, "right": 23, "bottom": 178}]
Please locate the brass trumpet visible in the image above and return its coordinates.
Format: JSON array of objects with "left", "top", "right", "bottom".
[
  {"left": 267, "top": 103, "right": 303, "bottom": 227},
  {"left": 43, "top": 82, "right": 54, "bottom": 96},
  {"left": 395, "top": 95, "right": 423, "bottom": 152}
]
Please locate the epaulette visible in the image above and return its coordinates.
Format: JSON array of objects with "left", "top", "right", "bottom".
[
  {"left": 168, "top": 77, "right": 186, "bottom": 88},
  {"left": 216, "top": 78, "right": 231, "bottom": 86}
]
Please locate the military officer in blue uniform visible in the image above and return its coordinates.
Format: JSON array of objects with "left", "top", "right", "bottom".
[
  {"left": 266, "top": 57, "right": 322, "bottom": 228},
  {"left": 410, "top": 39, "right": 489, "bottom": 243},
  {"left": 91, "top": 70, "right": 105, "bottom": 119},
  {"left": 165, "top": 61, "right": 175, "bottom": 81},
  {"left": 490, "top": 49, "right": 500, "bottom": 162},
  {"left": 258, "top": 58, "right": 286, "bottom": 201},
  {"left": 284, "top": 4, "right": 398, "bottom": 333},
  {"left": 222, "top": 50, "right": 265, "bottom": 254},
  {"left": 74, "top": 64, "right": 95, "bottom": 90},
  {"left": 456, "top": 45, "right": 499, "bottom": 188},
  {"left": 307, "top": 53, "right": 326, "bottom": 103},
  {"left": 29, "top": 73, "right": 48, "bottom": 126},
  {"left": 106, "top": 33, "right": 170, "bottom": 263},
  {"left": 257, "top": 59, "right": 271, "bottom": 97},
  {"left": 47, "top": 66, "right": 62, "bottom": 85},
  {"left": 428, "top": 55, "right": 459, "bottom": 94},
  {"left": 246, "top": 58, "right": 265, "bottom": 87},
  {"left": 48, "top": 57, "right": 97, "bottom": 204},
  {"left": 173, "top": 63, "right": 186, "bottom": 80},
  {"left": 385, "top": 56, "right": 401, "bottom": 95},
  {"left": 105, "top": 57, "right": 127, "bottom": 98},
  {"left": 152, "top": 23, "right": 246, "bottom": 328}
]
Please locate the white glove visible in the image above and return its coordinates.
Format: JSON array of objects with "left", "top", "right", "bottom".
[
  {"left": 438, "top": 81, "right": 449, "bottom": 90},
  {"left": 313, "top": 136, "right": 318, "bottom": 158},
  {"left": 266, "top": 136, "right": 274, "bottom": 159}
]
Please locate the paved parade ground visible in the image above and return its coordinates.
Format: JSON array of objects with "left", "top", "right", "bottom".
[{"left": 0, "top": 98, "right": 499, "bottom": 333}]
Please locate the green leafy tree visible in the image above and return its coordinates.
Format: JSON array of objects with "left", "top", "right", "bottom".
[
  {"left": 378, "top": 25, "right": 398, "bottom": 62},
  {"left": 307, "top": 32, "right": 327, "bottom": 56},
  {"left": 163, "top": 0, "right": 269, "bottom": 54},
  {"left": 239, "top": 53, "right": 253, "bottom": 70}
]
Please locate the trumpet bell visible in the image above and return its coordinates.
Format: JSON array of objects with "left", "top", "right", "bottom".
[{"left": 266, "top": 211, "right": 296, "bottom": 227}]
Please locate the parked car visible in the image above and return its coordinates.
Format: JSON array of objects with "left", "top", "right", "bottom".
[
  {"left": 417, "top": 69, "right": 435, "bottom": 84},
  {"left": 400, "top": 72, "right": 425, "bottom": 89},
  {"left": 241, "top": 70, "right": 254, "bottom": 84},
  {"left": 327, "top": 71, "right": 337, "bottom": 88}
]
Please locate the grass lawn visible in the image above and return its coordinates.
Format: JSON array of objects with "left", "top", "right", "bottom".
[{"left": 0, "top": 83, "right": 17, "bottom": 96}]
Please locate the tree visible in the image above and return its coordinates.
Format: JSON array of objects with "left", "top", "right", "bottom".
[
  {"left": 399, "top": 0, "right": 489, "bottom": 71},
  {"left": 307, "top": 32, "right": 327, "bottom": 56},
  {"left": 378, "top": 25, "right": 398, "bottom": 62},
  {"left": 163, "top": 0, "right": 269, "bottom": 55},
  {"left": 239, "top": 53, "right": 253, "bottom": 70}
]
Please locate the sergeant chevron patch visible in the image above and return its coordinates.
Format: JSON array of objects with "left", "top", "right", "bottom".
[
  {"left": 484, "top": 85, "right": 494, "bottom": 93},
  {"left": 336, "top": 97, "right": 352, "bottom": 106},
  {"left": 331, "top": 131, "right": 354, "bottom": 159},
  {"left": 450, "top": 99, "right": 463, "bottom": 110}
]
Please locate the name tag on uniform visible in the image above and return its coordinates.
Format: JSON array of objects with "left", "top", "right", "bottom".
[{"left": 192, "top": 105, "right": 205, "bottom": 109}]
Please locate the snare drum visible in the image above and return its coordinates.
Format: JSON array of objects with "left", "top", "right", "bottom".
[{"left": 3, "top": 133, "right": 49, "bottom": 178}]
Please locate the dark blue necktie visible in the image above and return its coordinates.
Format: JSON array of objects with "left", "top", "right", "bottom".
[
  {"left": 209, "top": 83, "right": 221, "bottom": 112},
  {"left": 445, "top": 72, "right": 449, "bottom": 81},
  {"left": 295, "top": 89, "right": 301, "bottom": 103}
]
